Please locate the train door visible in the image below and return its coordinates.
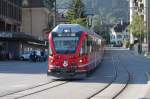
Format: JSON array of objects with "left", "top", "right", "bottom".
[{"left": 87, "top": 35, "right": 95, "bottom": 69}]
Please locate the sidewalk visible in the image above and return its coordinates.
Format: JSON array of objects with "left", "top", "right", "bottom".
[
  {"left": 144, "top": 52, "right": 150, "bottom": 59},
  {"left": 129, "top": 49, "right": 150, "bottom": 98},
  {"left": 130, "top": 49, "right": 150, "bottom": 59},
  {"left": 144, "top": 72, "right": 150, "bottom": 98}
]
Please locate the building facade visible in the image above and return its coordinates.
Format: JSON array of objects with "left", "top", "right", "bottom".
[
  {"left": 0, "top": 0, "right": 22, "bottom": 60},
  {"left": 0, "top": 0, "right": 47, "bottom": 60},
  {"left": 21, "top": 0, "right": 53, "bottom": 40},
  {"left": 110, "top": 22, "right": 129, "bottom": 46},
  {"left": 0, "top": 0, "right": 22, "bottom": 32},
  {"left": 130, "top": 0, "right": 150, "bottom": 52},
  {"left": 147, "top": 0, "right": 150, "bottom": 51}
]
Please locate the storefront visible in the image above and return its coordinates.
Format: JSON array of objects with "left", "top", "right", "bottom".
[{"left": 0, "top": 32, "right": 47, "bottom": 60}]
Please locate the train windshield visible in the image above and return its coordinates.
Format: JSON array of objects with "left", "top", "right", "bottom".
[{"left": 53, "top": 37, "right": 79, "bottom": 54}]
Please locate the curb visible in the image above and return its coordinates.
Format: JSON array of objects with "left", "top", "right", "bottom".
[
  {"left": 130, "top": 50, "right": 150, "bottom": 59},
  {"left": 145, "top": 72, "right": 150, "bottom": 83},
  {"left": 144, "top": 52, "right": 150, "bottom": 59},
  {"left": 144, "top": 72, "right": 150, "bottom": 98}
]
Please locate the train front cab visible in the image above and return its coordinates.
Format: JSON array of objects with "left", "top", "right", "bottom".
[
  {"left": 47, "top": 31, "right": 104, "bottom": 78},
  {"left": 47, "top": 31, "right": 87, "bottom": 77}
]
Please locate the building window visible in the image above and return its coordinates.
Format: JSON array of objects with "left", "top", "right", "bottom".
[{"left": 117, "top": 35, "right": 122, "bottom": 39}]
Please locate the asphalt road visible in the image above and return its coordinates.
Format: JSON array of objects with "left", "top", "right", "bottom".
[{"left": 0, "top": 48, "right": 150, "bottom": 99}]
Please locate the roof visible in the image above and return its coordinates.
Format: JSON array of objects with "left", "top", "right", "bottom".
[
  {"left": 51, "top": 24, "right": 103, "bottom": 40},
  {"left": 52, "top": 24, "right": 89, "bottom": 33},
  {"left": 113, "top": 22, "right": 129, "bottom": 32},
  {"left": 0, "top": 32, "right": 45, "bottom": 45},
  {"left": 23, "top": 0, "right": 51, "bottom": 8}
]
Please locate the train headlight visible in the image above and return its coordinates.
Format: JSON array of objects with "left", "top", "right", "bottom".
[
  {"left": 79, "top": 59, "right": 82, "bottom": 63},
  {"left": 50, "top": 60, "right": 53, "bottom": 63},
  {"left": 63, "top": 60, "right": 68, "bottom": 67},
  {"left": 50, "top": 65, "right": 53, "bottom": 67}
]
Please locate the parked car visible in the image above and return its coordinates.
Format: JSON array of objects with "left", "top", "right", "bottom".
[{"left": 20, "top": 52, "right": 31, "bottom": 60}]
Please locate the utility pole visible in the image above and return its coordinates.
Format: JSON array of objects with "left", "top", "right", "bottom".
[
  {"left": 144, "top": 0, "right": 150, "bottom": 53},
  {"left": 29, "top": 7, "right": 32, "bottom": 35},
  {"left": 54, "top": 0, "right": 57, "bottom": 27},
  {"left": 147, "top": 0, "right": 150, "bottom": 52},
  {"left": 91, "top": 0, "right": 95, "bottom": 32}
]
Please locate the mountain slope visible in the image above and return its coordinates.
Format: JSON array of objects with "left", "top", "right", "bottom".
[{"left": 56, "top": 0, "right": 129, "bottom": 23}]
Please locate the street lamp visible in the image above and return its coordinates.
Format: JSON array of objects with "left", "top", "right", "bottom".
[
  {"left": 22, "top": 0, "right": 32, "bottom": 35},
  {"left": 145, "top": 0, "right": 150, "bottom": 53}
]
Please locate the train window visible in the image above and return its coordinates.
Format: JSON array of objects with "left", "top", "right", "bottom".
[
  {"left": 80, "top": 39, "right": 88, "bottom": 55},
  {"left": 92, "top": 41, "right": 95, "bottom": 53},
  {"left": 53, "top": 37, "right": 79, "bottom": 54},
  {"left": 87, "top": 40, "right": 92, "bottom": 46},
  {"left": 49, "top": 45, "right": 53, "bottom": 56},
  {"left": 87, "top": 36, "right": 92, "bottom": 53}
]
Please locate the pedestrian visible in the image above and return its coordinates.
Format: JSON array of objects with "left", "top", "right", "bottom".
[
  {"left": 33, "top": 51, "right": 37, "bottom": 62},
  {"left": 40, "top": 51, "right": 45, "bottom": 61}
]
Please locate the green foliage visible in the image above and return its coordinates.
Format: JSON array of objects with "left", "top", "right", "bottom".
[
  {"left": 66, "top": 0, "right": 86, "bottom": 25},
  {"left": 70, "top": 18, "right": 86, "bottom": 26},
  {"left": 101, "top": 32, "right": 110, "bottom": 44},
  {"left": 106, "top": 14, "right": 117, "bottom": 24},
  {"left": 123, "top": 40, "right": 130, "bottom": 48},
  {"left": 93, "top": 15, "right": 101, "bottom": 28},
  {"left": 57, "top": 0, "right": 128, "bottom": 24},
  {"left": 128, "top": 13, "right": 145, "bottom": 38}
]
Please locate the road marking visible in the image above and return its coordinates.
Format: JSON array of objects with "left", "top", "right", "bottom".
[{"left": 12, "top": 84, "right": 27, "bottom": 88}]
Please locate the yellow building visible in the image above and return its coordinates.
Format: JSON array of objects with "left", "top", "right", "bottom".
[{"left": 21, "top": 0, "right": 53, "bottom": 40}]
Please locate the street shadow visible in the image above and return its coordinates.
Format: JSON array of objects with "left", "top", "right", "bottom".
[
  {"left": 0, "top": 61, "right": 47, "bottom": 74},
  {"left": 0, "top": 48, "right": 150, "bottom": 85},
  {"left": 65, "top": 49, "right": 150, "bottom": 85}
]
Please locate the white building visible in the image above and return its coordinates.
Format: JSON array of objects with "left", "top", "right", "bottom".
[
  {"left": 129, "top": 0, "right": 148, "bottom": 43},
  {"left": 129, "top": 0, "right": 150, "bottom": 52},
  {"left": 110, "top": 22, "right": 129, "bottom": 46}
]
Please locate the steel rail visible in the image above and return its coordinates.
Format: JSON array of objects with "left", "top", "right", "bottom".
[
  {"left": 112, "top": 56, "right": 130, "bottom": 99},
  {"left": 14, "top": 81, "right": 68, "bottom": 99},
  {"left": 87, "top": 55, "right": 118, "bottom": 99},
  {"left": 87, "top": 54, "right": 130, "bottom": 99},
  {"left": 0, "top": 80, "right": 58, "bottom": 97}
]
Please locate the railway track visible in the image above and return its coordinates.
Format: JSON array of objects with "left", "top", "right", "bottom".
[
  {"left": 0, "top": 53, "right": 130, "bottom": 99},
  {"left": 87, "top": 55, "right": 130, "bottom": 99},
  {"left": 0, "top": 80, "right": 69, "bottom": 99}
]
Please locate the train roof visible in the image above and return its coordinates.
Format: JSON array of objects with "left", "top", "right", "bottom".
[
  {"left": 52, "top": 24, "right": 90, "bottom": 33},
  {"left": 51, "top": 24, "right": 104, "bottom": 40}
]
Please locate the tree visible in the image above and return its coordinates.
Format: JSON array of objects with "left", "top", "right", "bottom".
[
  {"left": 129, "top": 13, "right": 146, "bottom": 53},
  {"left": 129, "top": 13, "right": 145, "bottom": 39},
  {"left": 93, "top": 15, "right": 101, "bottom": 32},
  {"left": 66, "top": 0, "right": 86, "bottom": 26},
  {"left": 71, "top": 18, "right": 86, "bottom": 26}
]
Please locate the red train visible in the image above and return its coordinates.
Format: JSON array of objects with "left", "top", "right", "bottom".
[{"left": 47, "top": 24, "right": 105, "bottom": 78}]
